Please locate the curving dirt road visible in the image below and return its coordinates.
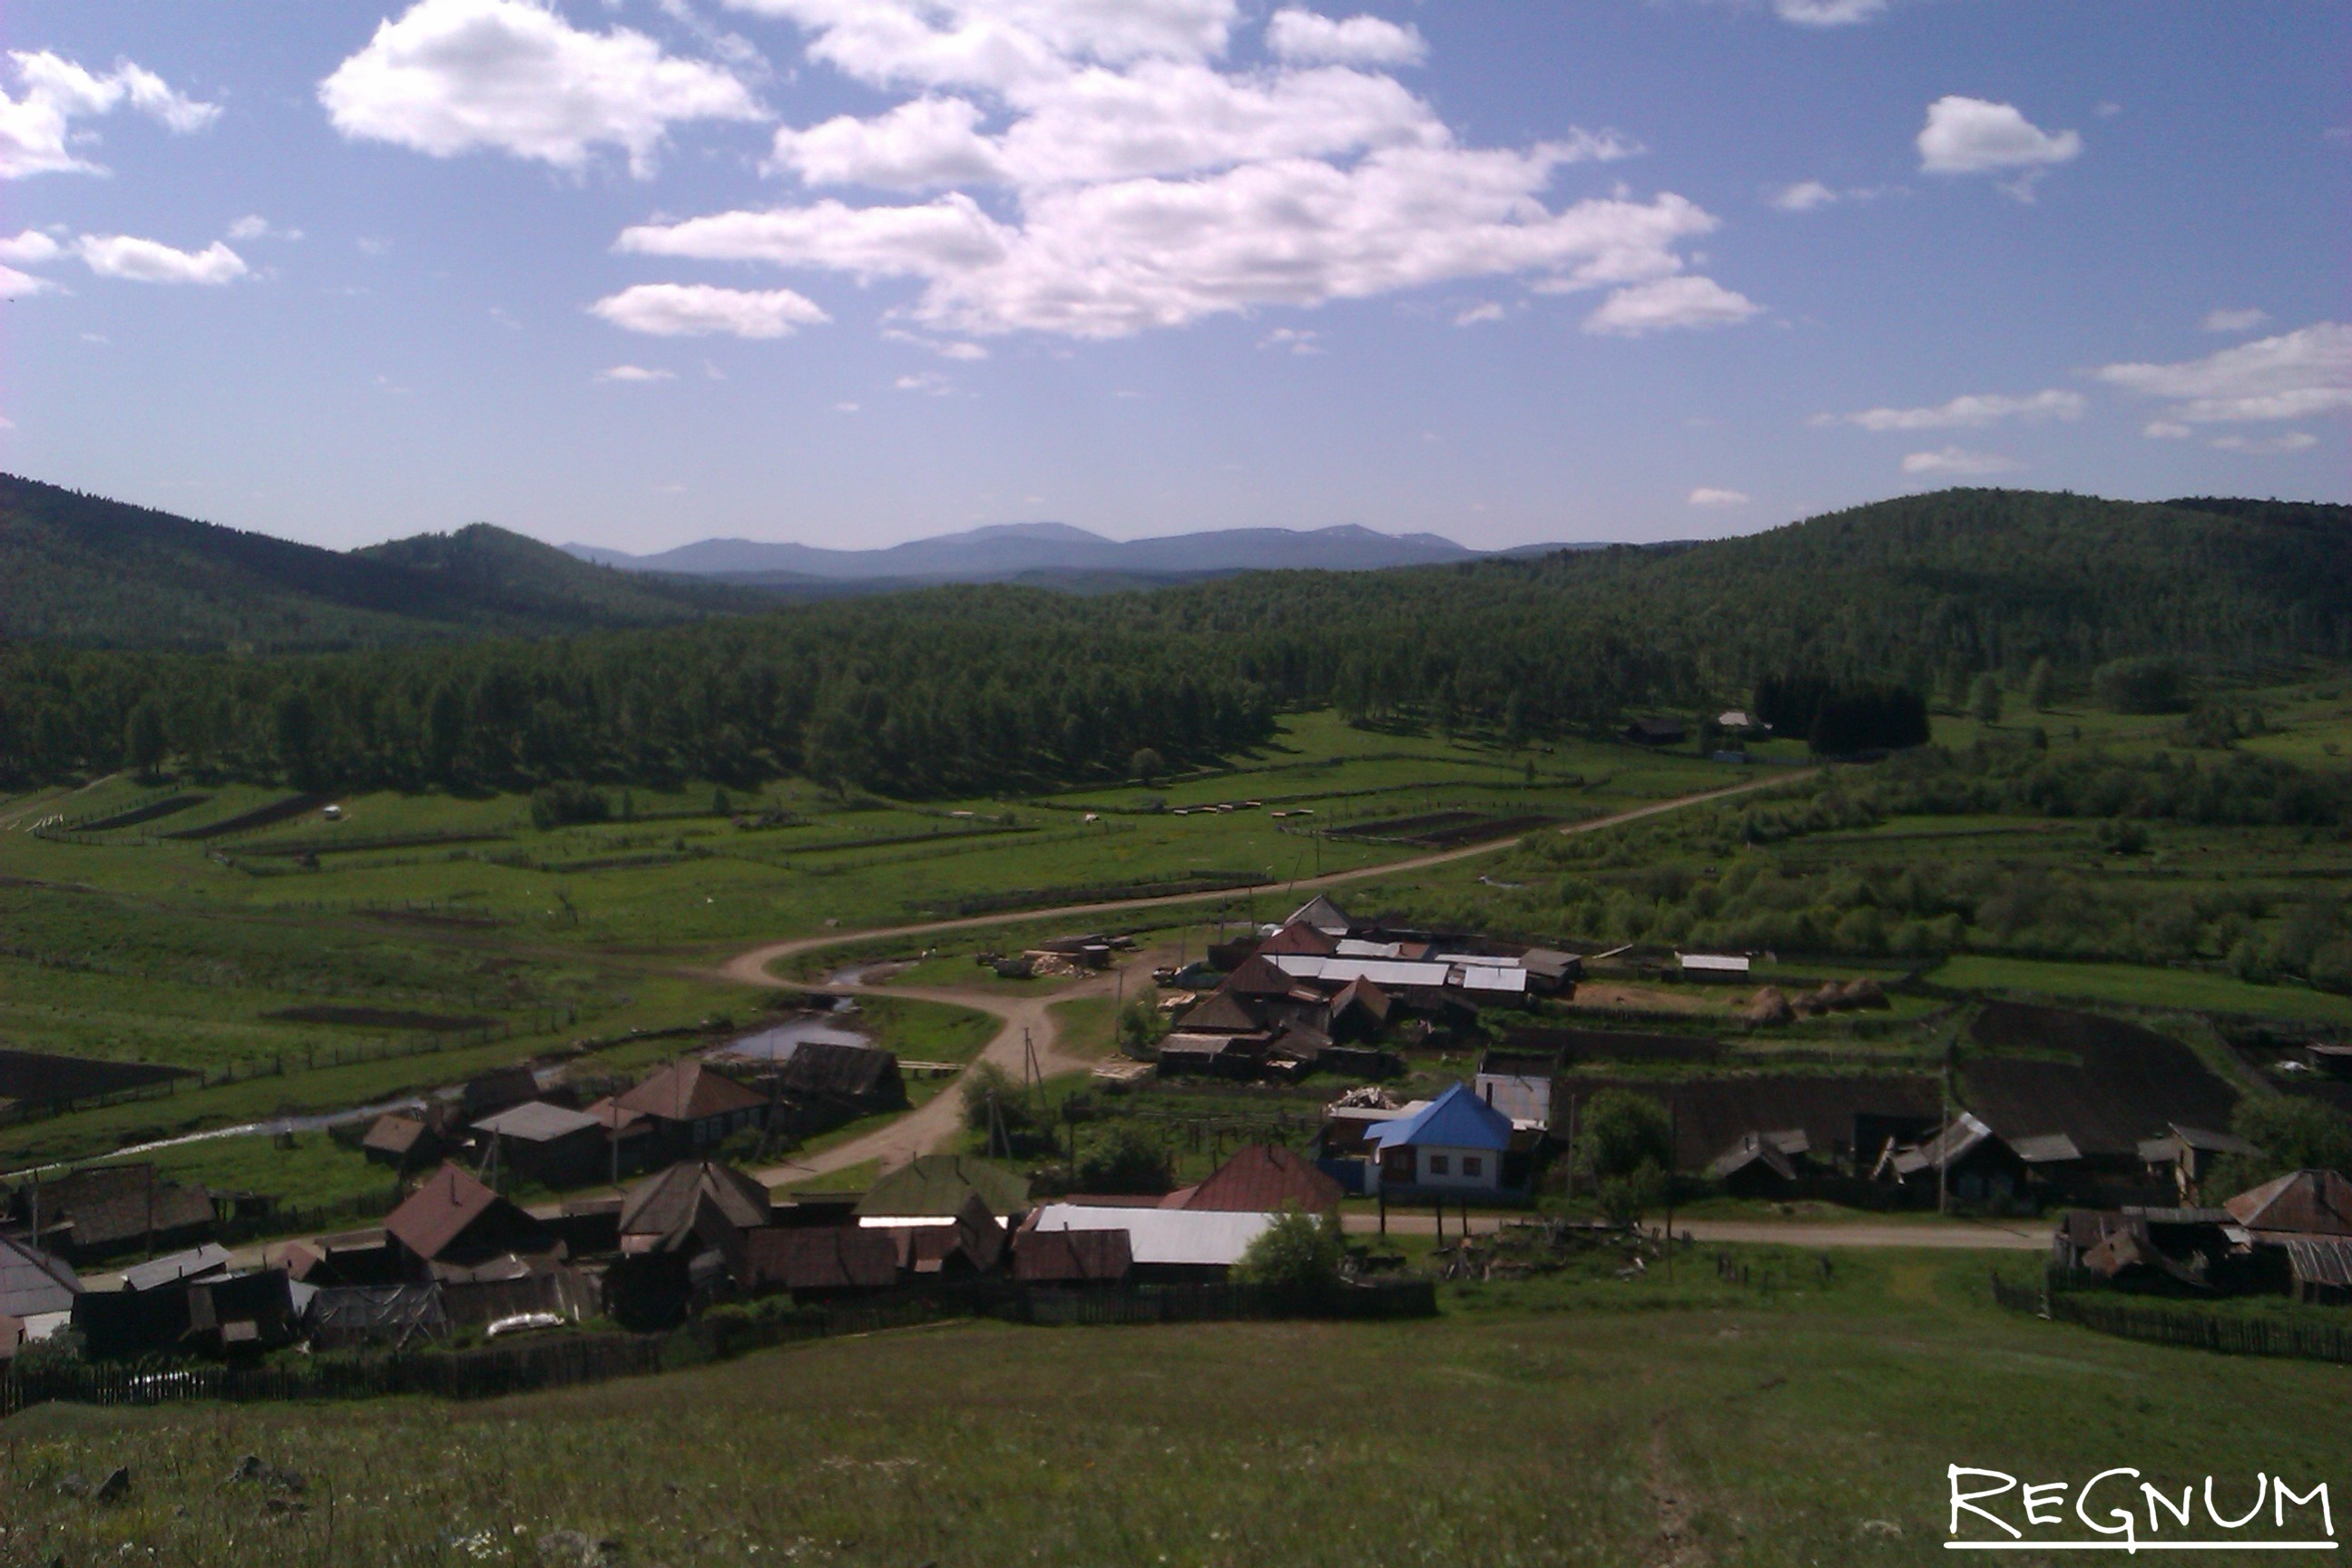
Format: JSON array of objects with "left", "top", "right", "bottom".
[{"left": 716, "top": 772, "right": 1817, "bottom": 1186}]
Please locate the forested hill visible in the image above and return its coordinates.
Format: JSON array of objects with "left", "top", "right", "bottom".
[
  {"left": 3, "top": 487, "right": 2347, "bottom": 799},
  {"left": 0, "top": 475, "right": 769, "bottom": 648}
]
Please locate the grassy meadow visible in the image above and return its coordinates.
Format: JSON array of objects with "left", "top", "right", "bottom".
[{"left": 3, "top": 1248, "right": 2346, "bottom": 1566}]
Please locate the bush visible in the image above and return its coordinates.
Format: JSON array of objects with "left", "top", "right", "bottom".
[
  {"left": 1575, "top": 1089, "right": 1673, "bottom": 1182},
  {"left": 1230, "top": 1206, "right": 1343, "bottom": 1294},
  {"left": 2210, "top": 1096, "right": 2352, "bottom": 1195},
  {"left": 1075, "top": 1125, "right": 1173, "bottom": 1194},
  {"left": 531, "top": 781, "right": 612, "bottom": 829},
  {"left": 2093, "top": 657, "right": 2188, "bottom": 714}
]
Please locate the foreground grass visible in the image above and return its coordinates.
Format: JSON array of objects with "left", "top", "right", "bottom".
[{"left": 4, "top": 1250, "right": 2342, "bottom": 1566}]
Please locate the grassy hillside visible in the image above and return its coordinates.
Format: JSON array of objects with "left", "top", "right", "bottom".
[
  {"left": 3, "top": 1253, "right": 2344, "bottom": 1565},
  {"left": 0, "top": 475, "right": 765, "bottom": 650}
]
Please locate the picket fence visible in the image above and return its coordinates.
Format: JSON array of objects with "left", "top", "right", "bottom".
[{"left": 1989, "top": 1274, "right": 2352, "bottom": 1365}]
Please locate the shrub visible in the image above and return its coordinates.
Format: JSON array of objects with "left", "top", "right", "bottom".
[
  {"left": 1230, "top": 1206, "right": 1343, "bottom": 1294},
  {"left": 531, "top": 781, "right": 611, "bottom": 829},
  {"left": 1574, "top": 1089, "right": 1673, "bottom": 1182},
  {"left": 2093, "top": 657, "right": 2188, "bottom": 714},
  {"left": 1075, "top": 1125, "right": 1173, "bottom": 1194}
]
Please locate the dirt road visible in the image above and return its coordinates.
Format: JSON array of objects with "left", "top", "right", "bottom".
[{"left": 713, "top": 770, "right": 1814, "bottom": 992}]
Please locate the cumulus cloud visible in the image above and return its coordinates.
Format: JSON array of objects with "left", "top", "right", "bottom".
[
  {"left": 1901, "top": 446, "right": 2015, "bottom": 476},
  {"left": 1776, "top": 0, "right": 1886, "bottom": 24},
  {"left": 1264, "top": 10, "right": 1426, "bottom": 67},
  {"left": 76, "top": 234, "right": 248, "bottom": 285},
  {"left": 589, "top": 281, "right": 828, "bottom": 337},
  {"left": 0, "top": 50, "right": 220, "bottom": 179},
  {"left": 1581, "top": 275, "right": 1760, "bottom": 337},
  {"left": 0, "top": 263, "right": 54, "bottom": 299},
  {"left": 2209, "top": 431, "right": 2318, "bottom": 454},
  {"left": 1454, "top": 301, "right": 1504, "bottom": 326},
  {"left": 1818, "top": 388, "right": 2083, "bottom": 431},
  {"left": 0, "top": 228, "right": 62, "bottom": 265},
  {"left": 645, "top": 0, "right": 1721, "bottom": 340},
  {"left": 2094, "top": 321, "right": 2352, "bottom": 425},
  {"left": 1770, "top": 180, "right": 1837, "bottom": 212},
  {"left": 595, "top": 363, "right": 677, "bottom": 381},
  {"left": 1917, "top": 96, "right": 2079, "bottom": 197},
  {"left": 2200, "top": 307, "right": 2269, "bottom": 334},
  {"left": 1259, "top": 326, "right": 1320, "bottom": 354},
  {"left": 1688, "top": 487, "right": 1750, "bottom": 506},
  {"left": 321, "top": 0, "right": 764, "bottom": 177},
  {"left": 895, "top": 369, "right": 953, "bottom": 392}
]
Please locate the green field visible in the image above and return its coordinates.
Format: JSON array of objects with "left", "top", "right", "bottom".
[
  {"left": 1932, "top": 954, "right": 2352, "bottom": 1025},
  {"left": 3, "top": 1249, "right": 2344, "bottom": 1565}
]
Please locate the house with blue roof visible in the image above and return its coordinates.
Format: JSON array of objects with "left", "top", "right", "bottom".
[{"left": 1363, "top": 1082, "right": 1517, "bottom": 1196}]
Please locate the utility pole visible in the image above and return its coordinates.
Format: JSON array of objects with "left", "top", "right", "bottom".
[{"left": 1938, "top": 1046, "right": 1951, "bottom": 1218}]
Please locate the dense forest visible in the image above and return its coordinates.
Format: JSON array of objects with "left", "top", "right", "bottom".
[
  {"left": 3, "top": 487, "right": 2347, "bottom": 798},
  {"left": 0, "top": 475, "right": 770, "bottom": 648}
]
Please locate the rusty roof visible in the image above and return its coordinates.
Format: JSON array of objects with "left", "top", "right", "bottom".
[
  {"left": 2284, "top": 1236, "right": 2352, "bottom": 1290},
  {"left": 362, "top": 1112, "right": 431, "bottom": 1155},
  {"left": 384, "top": 1163, "right": 528, "bottom": 1262},
  {"left": 1258, "top": 923, "right": 1338, "bottom": 957},
  {"left": 1220, "top": 955, "right": 1301, "bottom": 996},
  {"left": 1180, "top": 1143, "right": 1344, "bottom": 1215},
  {"left": 1177, "top": 990, "right": 1265, "bottom": 1034},
  {"left": 1012, "top": 1227, "right": 1132, "bottom": 1283},
  {"left": 2225, "top": 1169, "right": 2352, "bottom": 1236},
  {"left": 619, "top": 1160, "right": 771, "bottom": 1250},
  {"left": 744, "top": 1226, "right": 898, "bottom": 1291},
  {"left": 615, "top": 1060, "right": 767, "bottom": 1122}
]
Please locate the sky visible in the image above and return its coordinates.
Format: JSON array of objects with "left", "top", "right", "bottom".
[{"left": 0, "top": 0, "right": 2344, "bottom": 554}]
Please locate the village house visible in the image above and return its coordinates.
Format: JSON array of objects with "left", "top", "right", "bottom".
[
  {"left": 0, "top": 1233, "right": 81, "bottom": 1344},
  {"left": 1022, "top": 1203, "right": 1279, "bottom": 1282},
  {"left": 382, "top": 1163, "right": 555, "bottom": 1279},
  {"left": 604, "top": 1060, "right": 769, "bottom": 1158},
  {"left": 1012, "top": 1227, "right": 1132, "bottom": 1286},
  {"left": 1363, "top": 1083, "right": 1518, "bottom": 1197},
  {"left": 740, "top": 1226, "right": 899, "bottom": 1298},
  {"left": 1167, "top": 1142, "right": 1344, "bottom": 1216},
  {"left": 10, "top": 1164, "right": 218, "bottom": 1263},
  {"left": 2136, "top": 1122, "right": 2263, "bottom": 1205},
  {"left": 853, "top": 1155, "right": 1033, "bottom": 1229},
  {"left": 360, "top": 1111, "right": 441, "bottom": 1171},
  {"left": 473, "top": 1101, "right": 609, "bottom": 1188}
]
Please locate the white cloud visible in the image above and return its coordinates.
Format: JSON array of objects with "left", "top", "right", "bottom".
[
  {"left": 2142, "top": 421, "right": 2191, "bottom": 439},
  {"left": 1581, "top": 274, "right": 1759, "bottom": 337},
  {"left": 625, "top": 162, "right": 1724, "bottom": 339},
  {"left": 662, "top": 0, "right": 1712, "bottom": 341},
  {"left": 1775, "top": 0, "right": 1886, "bottom": 24},
  {"left": 0, "top": 51, "right": 220, "bottom": 179},
  {"left": 1916, "top": 96, "right": 2079, "bottom": 197},
  {"left": 227, "top": 215, "right": 303, "bottom": 242},
  {"left": 320, "top": 0, "right": 764, "bottom": 177},
  {"left": 1259, "top": 326, "right": 1319, "bottom": 354},
  {"left": 1454, "top": 301, "right": 1503, "bottom": 326},
  {"left": 1819, "top": 388, "right": 2083, "bottom": 431},
  {"left": 0, "top": 228, "right": 61, "bottom": 265},
  {"left": 834, "top": 400, "right": 861, "bottom": 411},
  {"left": 1687, "top": 487, "right": 1750, "bottom": 506},
  {"left": 595, "top": 363, "right": 676, "bottom": 381},
  {"left": 2200, "top": 307, "right": 2269, "bottom": 334},
  {"left": 76, "top": 235, "right": 248, "bottom": 285},
  {"left": 590, "top": 281, "right": 828, "bottom": 337},
  {"left": 2210, "top": 431, "right": 2318, "bottom": 455},
  {"left": 2095, "top": 322, "right": 2352, "bottom": 425},
  {"left": 0, "top": 263, "right": 53, "bottom": 299},
  {"left": 1770, "top": 180, "right": 1837, "bottom": 212},
  {"left": 895, "top": 369, "right": 952, "bottom": 392},
  {"left": 884, "top": 327, "right": 989, "bottom": 358},
  {"left": 1901, "top": 446, "right": 2016, "bottom": 476},
  {"left": 1264, "top": 10, "right": 1426, "bottom": 67}
]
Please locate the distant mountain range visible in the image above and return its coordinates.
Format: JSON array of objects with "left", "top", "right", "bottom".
[
  {"left": 0, "top": 473, "right": 1596, "bottom": 652},
  {"left": 564, "top": 521, "right": 1583, "bottom": 584}
]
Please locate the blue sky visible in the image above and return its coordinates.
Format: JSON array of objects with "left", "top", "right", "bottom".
[{"left": 0, "top": 0, "right": 2343, "bottom": 554}]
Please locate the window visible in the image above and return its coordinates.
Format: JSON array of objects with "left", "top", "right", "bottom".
[
  {"left": 1463, "top": 1156, "right": 1483, "bottom": 1179},
  {"left": 1427, "top": 1153, "right": 1450, "bottom": 1176}
]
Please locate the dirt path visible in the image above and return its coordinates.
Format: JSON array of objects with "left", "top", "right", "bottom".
[
  {"left": 746, "top": 966, "right": 1132, "bottom": 1189},
  {"left": 715, "top": 770, "right": 1814, "bottom": 990}
]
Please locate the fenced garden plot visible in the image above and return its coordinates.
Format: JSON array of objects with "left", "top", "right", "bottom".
[{"left": 1989, "top": 1273, "right": 2352, "bottom": 1364}]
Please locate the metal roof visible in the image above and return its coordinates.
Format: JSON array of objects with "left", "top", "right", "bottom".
[
  {"left": 2283, "top": 1236, "right": 2352, "bottom": 1290},
  {"left": 1676, "top": 953, "right": 1751, "bottom": 973},
  {"left": 121, "top": 1243, "right": 234, "bottom": 1293},
  {"left": 0, "top": 1235, "right": 81, "bottom": 1318},
  {"left": 1336, "top": 939, "right": 1404, "bottom": 959},
  {"left": 2225, "top": 1169, "right": 2352, "bottom": 1236},
  {"left": 1269, "top": 955, "right": 1452, "bottom": 988},
  {"left": 1364, "top": 1082, "right": 1514, "bottom": 1153},
  {"left": 473, "top": 1101, "right": 603, "bottom": 1142},
  {"left": 1029, "top": 1204, "right": 1280, "bottom": 1267},
  {"left": 1458, "top": 966, "right": 1528, "bottom": 994},
  {"left": 2007, "top": 1132, "right": 2083, "bottom": 1165},
  {"left": 1178, "top": 1144, "right": 1344, "bottom": 1215},
  {"left": 854, "top": 1155, "right": 1032, "bottom": 1220}
]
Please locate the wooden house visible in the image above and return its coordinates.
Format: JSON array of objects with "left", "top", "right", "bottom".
[
  {"left": 382, "top": 1164, "right": 553, "bottom": 1277},
  {"left": 1362, "top": 1083, "right": 1516, "bottom": 1196},
  {"left": 613, "top": 1061, "right": 769, "bottom": 1156}
]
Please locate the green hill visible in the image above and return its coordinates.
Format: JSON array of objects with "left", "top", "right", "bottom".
[
  {"left": 0, "top": 475, "right": 765, "bottom": 650},
  {"left": 3, "top": 485, "right": 2346, "bottom": 799}
]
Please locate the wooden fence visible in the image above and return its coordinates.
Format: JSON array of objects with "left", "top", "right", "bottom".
[
  {"left": 0, "top": 1279, "right": 1436, "bottom": 1418},
  {"left": 1989, "top": 1274, "right": 2352, "bottom": 1364}
]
